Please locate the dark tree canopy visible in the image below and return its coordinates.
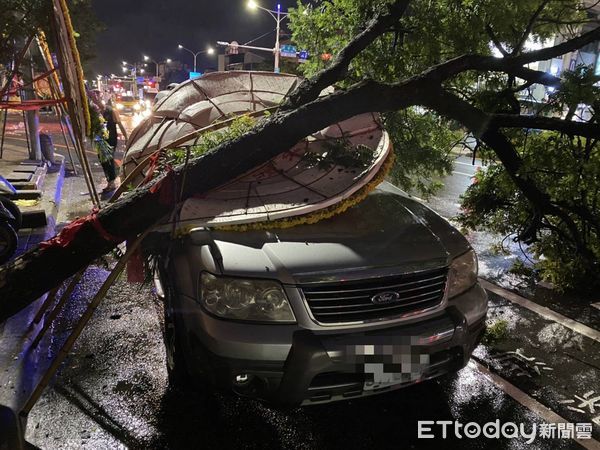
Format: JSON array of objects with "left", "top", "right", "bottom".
[
  {"left": 0, "top": 0, "right": 103, "bottom": 77},
  {"left": 289, "top": 0, "right": 600, "bottom": 290}
]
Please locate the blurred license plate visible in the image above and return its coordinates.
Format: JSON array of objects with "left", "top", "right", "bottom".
[{"left": 361, "top": 351, "right": 430, "bottom": 391}]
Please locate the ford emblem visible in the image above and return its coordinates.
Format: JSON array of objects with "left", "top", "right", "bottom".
[{"left": 371, "top": 291, "right": 401, "bottom": 304}]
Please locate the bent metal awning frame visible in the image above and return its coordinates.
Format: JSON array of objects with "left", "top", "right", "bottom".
[{"left": 117, "top": 71, "right": 393, "bottom": 232}]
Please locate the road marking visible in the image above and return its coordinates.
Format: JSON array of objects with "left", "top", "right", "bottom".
[
  {"left": 455, "top": 161, "right": 478, "bottom": 167},
  {"left": 452, "top": 170, "right": 475, "bottom": 177},
  {"left": 4, "top": 134, "right": 69, "bottom": 150},
  {"left": 3, "top": 135, "right": 97, "bottom": 156},
  {"left": 473, "top": 361, "right": 600, "bottom": 449},
  {"left": 479, "top": 278, "right": 600, "bottom": 343}
]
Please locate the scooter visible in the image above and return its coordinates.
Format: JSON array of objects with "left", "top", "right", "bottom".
[{"left": 0, "top": 175, "right": 21, "bottom": 264}]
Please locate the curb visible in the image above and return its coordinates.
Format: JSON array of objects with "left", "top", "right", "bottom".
[{"left": 0, "top": 157, "right": 65, "bottom": 449}]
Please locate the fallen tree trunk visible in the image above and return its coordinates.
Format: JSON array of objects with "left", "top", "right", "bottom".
[{"left": 0, "top": 78, "right": 425, "bottom": 321}]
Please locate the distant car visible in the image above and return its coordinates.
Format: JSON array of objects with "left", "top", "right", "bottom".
[
  {"left": 154, "top": 83, "right": 179, "bottom": 105},
  {"left": 115, "top": 95, "right": 140, "bottom": 114},
  {"left": 153, "top": 181, "right": 488, "bottom": 406}
]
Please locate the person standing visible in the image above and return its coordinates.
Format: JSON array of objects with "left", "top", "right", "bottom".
[{"left": 99, "top": 100, "right": 128, "bottom": 192}]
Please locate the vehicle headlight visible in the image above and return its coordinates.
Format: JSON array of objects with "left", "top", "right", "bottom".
[
  {"left": 116, "top": 103, "right": 124, "bottom": 110},
  {"left": 199, "top": 272, "right": 296, "bottom": 322},
  {"left": 134, "top": 103, "right": 141, "bottom": 110},
  {"left": 447, "top": 249, "right": 478, "bottom": 299}
]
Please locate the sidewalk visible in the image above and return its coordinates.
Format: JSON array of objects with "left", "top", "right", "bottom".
[{"left": 0, "top": 113, "right": 105, "bottom": 449}]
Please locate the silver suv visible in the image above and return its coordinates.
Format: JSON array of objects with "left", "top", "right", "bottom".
[{"left": 154, "top": 181, "right": 487, "bottom": 406}]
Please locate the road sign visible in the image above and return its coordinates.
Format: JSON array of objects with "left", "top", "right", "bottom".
[
  {"left": 298, "top": 50, "right": 309, "bottom": 63},
  {"left": 280, "top": 44, "right": 297, "bottom": 58},
  {"left": 227, "top": 41, "right": 239, "bottom": 55}
]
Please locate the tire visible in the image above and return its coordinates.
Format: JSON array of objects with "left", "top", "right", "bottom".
[
  {"left": 0, "top": 223, "right": 18, "bottom": 265},
  {"left": 163, "top": 294, "right": 191, "bottom": 387},
  {"left": 0, "top": 198, "right": 22, "bottom": 231}
]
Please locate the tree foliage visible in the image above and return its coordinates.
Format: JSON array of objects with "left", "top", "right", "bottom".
[
  {"left": 0, "top": 0, "right": 50, "bottom": 67},
  {"left": 459, "top": 66, "right": 600, "bottom": 291},
  {"left": 288, "top": 0, "right": 600, "bottom": 290},
  {"left": 459, "top": 129, "right": 600, "bottom": 290},
  {"left": 0, "top": 0, "right": 102, "bottom": 78},
  {"left": 288, "top": 0, "right": 583, "bottom": 197},
  {"left": 384, "top": 109, "right": 457, "bottom": 196},
  {"left": 67, "top": 0, "right": 105, "bottom": 72}
]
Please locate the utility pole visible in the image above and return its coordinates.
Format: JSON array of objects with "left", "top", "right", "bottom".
[
  {"left": 274, "top": 4, "right": 282, "bottom": 73},
  {"left": 22, "top": 45, "right": 41, "bottom": 161},
  {"left": 246, "top": 2, "right": 288, "bottom": 73}
]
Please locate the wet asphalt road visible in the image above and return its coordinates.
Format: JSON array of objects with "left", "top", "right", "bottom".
[{"left": 3, "top": 116, "right": 598, "bottom": 449}]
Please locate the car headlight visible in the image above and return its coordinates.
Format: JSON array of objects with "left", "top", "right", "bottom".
[
  {"left": 199, "top": 272, "right": 296, "bottom": 322},
  {"left": 134, "top": 103, "right": 141, "bottom": 110},
  {"left": 116, "top": 103, "right": 124, "bottom": 110},
  {"left": 447, "top": 249, "right": 478, "bottom": 299}
]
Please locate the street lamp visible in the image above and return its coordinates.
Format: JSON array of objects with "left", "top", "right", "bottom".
[
  {"left": 143, "top": 55, "right": 160, "bottom": 77},
  {"left": 246, "top": 1, "right": 288, "bottom": 73},
  {"left": 121, "top": 61, "right": 136, "bottom": 75},
  {"left": 121, "top": 62, "right": 138, "bottom": 95},
  {"left": 177, "top": 44, "right": 215, "bottom": 73}
]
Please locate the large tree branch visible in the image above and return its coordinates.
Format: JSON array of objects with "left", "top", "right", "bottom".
[
  {"left": 283, "top": 0, "right": 410, "bottom": 109},
  {"left": 0, "top": 76, "right": 431, "bottom": 321},
  {"left": 511, "top": 25, "right": 600, "bottom": 65},
  {"left": 490, "top": 114, "right": 600, "bottom": 137},
  {"left": 512, "top": 0, "right": 551, "bottom": 56},
  {"left": 418, "top": 86, "right": 592, "bottom": 257},
  {"left": 420, "top": 53, "right": 561, "bottom": 86},
  {"left": 486, "top": 24, "right": 509, "bottom": 57}
]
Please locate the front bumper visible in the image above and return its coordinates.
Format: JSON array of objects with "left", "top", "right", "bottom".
[{"left": 180, "top": 285, "right": 487, "bottom": 406}]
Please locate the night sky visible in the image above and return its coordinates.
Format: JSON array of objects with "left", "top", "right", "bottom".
[{"left": 90, "top": 0, "right": 298, "bottom": 76}]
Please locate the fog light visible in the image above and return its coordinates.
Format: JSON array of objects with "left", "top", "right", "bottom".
[
  {"left": 232, "top": 373, "right": 265, "bottom": 398},
  {"left": 235, "top": 373, "right": 251, "bottom": 384}
]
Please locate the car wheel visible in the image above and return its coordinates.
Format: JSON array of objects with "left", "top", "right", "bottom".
[
  {"left": 163, "top": 298, "right": 191, "bottom": 387},
  {"left": 0, "top": 198, "right": 21, "bottom": 231},
  {"left": 0, "top": 223, "right": 18, "bottom": 265}
]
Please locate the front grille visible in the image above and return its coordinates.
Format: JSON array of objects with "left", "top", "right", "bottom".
[{"left": 301, "top": 267, "right": 448, "bottom": 324}]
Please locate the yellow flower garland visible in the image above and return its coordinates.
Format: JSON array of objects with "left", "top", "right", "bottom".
[
  {"left": 37, "top": 31, "right": 61, "bottom": 93},
  {"left": 57, "top": 0, "right": 91, "bottom": 136}
]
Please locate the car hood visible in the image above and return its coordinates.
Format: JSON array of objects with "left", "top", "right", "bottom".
[{"left": 190, "top": 186, "right": 469, "bottom": 285}]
